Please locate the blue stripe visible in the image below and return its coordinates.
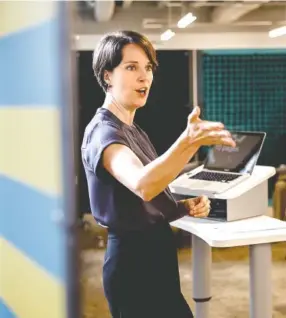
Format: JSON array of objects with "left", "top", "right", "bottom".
[
  {"left": 0, "top": 299, "right": 17, "bottom": 318},
  {"left": 0, "top": 18, "right": 61, "bottom": 107},
  {"left": 0, "top": 175, "right": 66, "bottom": 280}
]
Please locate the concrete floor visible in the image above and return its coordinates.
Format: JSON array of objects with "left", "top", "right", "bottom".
[{"left": 79, "top": 214, "right": 286, "bottom": 318}]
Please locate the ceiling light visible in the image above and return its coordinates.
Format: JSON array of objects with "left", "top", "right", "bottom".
[
  {"left": 177, "top": 13, "right": 197, "bottom": 29},
  {"left": 269, "top": 26, "right": 286, "bottom": 38},
  {"left": 145, "top": 23, "right": 163, "bottom": 29},
  {"left": 143, "top": 19, "right": 163, "bottom": 29},
  {"left": 160, "top": 29, "right": 175, "bottom": 41}
]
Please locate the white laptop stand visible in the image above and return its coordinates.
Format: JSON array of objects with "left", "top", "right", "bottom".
[{"left": 169, "top": 165, "right": 286, "bottom": 318}]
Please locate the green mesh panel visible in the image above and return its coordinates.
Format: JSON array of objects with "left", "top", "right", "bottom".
[
  {"left": 202, "top": 53, "right": 286, "bottom": 134},
  {"left": 201, "top": 51, "right": 286, "bottom": 196}
]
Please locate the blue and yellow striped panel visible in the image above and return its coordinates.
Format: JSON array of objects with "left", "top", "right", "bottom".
[
  {"left": 0, "top": 3, "right": 67, "bottom": 318},
  {"left": 0, "top": 299, "right": 17, "bottom": 318}
]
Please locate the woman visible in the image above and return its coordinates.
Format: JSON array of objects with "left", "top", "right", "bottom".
[{"left": 81, "top": 30, "right": 235, "bottom": 318}]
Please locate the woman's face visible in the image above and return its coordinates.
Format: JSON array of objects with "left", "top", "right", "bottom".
[{"left": 106, "top": 43, "right": 154, "bottom": 109}]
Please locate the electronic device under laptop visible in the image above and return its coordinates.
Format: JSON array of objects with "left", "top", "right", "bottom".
[{"left": 173, "top": 131, "right": 266, "bottom": 195}]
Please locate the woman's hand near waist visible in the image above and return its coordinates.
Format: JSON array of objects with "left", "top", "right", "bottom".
[{"left": 181, "top": 196, "right": 211, "bottom": 218}]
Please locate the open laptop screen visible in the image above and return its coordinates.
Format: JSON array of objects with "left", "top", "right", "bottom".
[{"left": 204, "top": 132, "right": 266, "bottom": 174}]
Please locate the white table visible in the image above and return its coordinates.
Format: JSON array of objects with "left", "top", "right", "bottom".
[{"left": 170, "top": 215, "right": 286, "bottom": 318}]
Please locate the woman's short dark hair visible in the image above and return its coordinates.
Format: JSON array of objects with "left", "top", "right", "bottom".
[{"left": 92, "top": 30, "right": 158, "bottom": 92}]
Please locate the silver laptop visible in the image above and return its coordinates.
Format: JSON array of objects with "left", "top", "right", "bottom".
[{"left": 172, "top": 131, "right": 266, "bottom": 195}]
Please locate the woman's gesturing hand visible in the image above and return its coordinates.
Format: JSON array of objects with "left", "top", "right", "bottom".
[{"left": 184, "top": 106, "right": 236, "bottom": 148}]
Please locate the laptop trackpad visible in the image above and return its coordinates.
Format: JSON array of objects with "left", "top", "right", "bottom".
[{"left": 188, "top": 180, "right": 228, "bottom": 191}]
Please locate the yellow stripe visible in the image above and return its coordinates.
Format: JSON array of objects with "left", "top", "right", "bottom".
[
  {"left": 0, "top": 107, "right": 62, "bottom": 196},
  {"left": 0, "top": 2, "right": 55, "bottom": 37},
  {"left": 0, "top": 237, "right": 66, "bottom": 318}
]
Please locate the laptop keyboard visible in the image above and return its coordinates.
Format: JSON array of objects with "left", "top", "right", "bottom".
[{"left": 189, "top": 171, "right": 240, "bottom": 183}]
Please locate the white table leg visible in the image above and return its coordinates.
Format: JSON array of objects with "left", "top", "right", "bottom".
[
  {"left": 192, "top": 235, "right": 212, "bottom": 318},
  {"left": 249, "top": 243, "right": 272, "bottom": 318}
]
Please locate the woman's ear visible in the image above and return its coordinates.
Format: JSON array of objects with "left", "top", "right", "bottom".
[{"left": 104, "top": 71, "right": 111, "bottom": 86}]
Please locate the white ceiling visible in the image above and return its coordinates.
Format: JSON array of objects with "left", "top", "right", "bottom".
[
  {"left": 74, "top": 1, "right": 286, "bottom": 33},
  {"left": 72, "top": 1, "right": 286, "bottom": 50}
]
